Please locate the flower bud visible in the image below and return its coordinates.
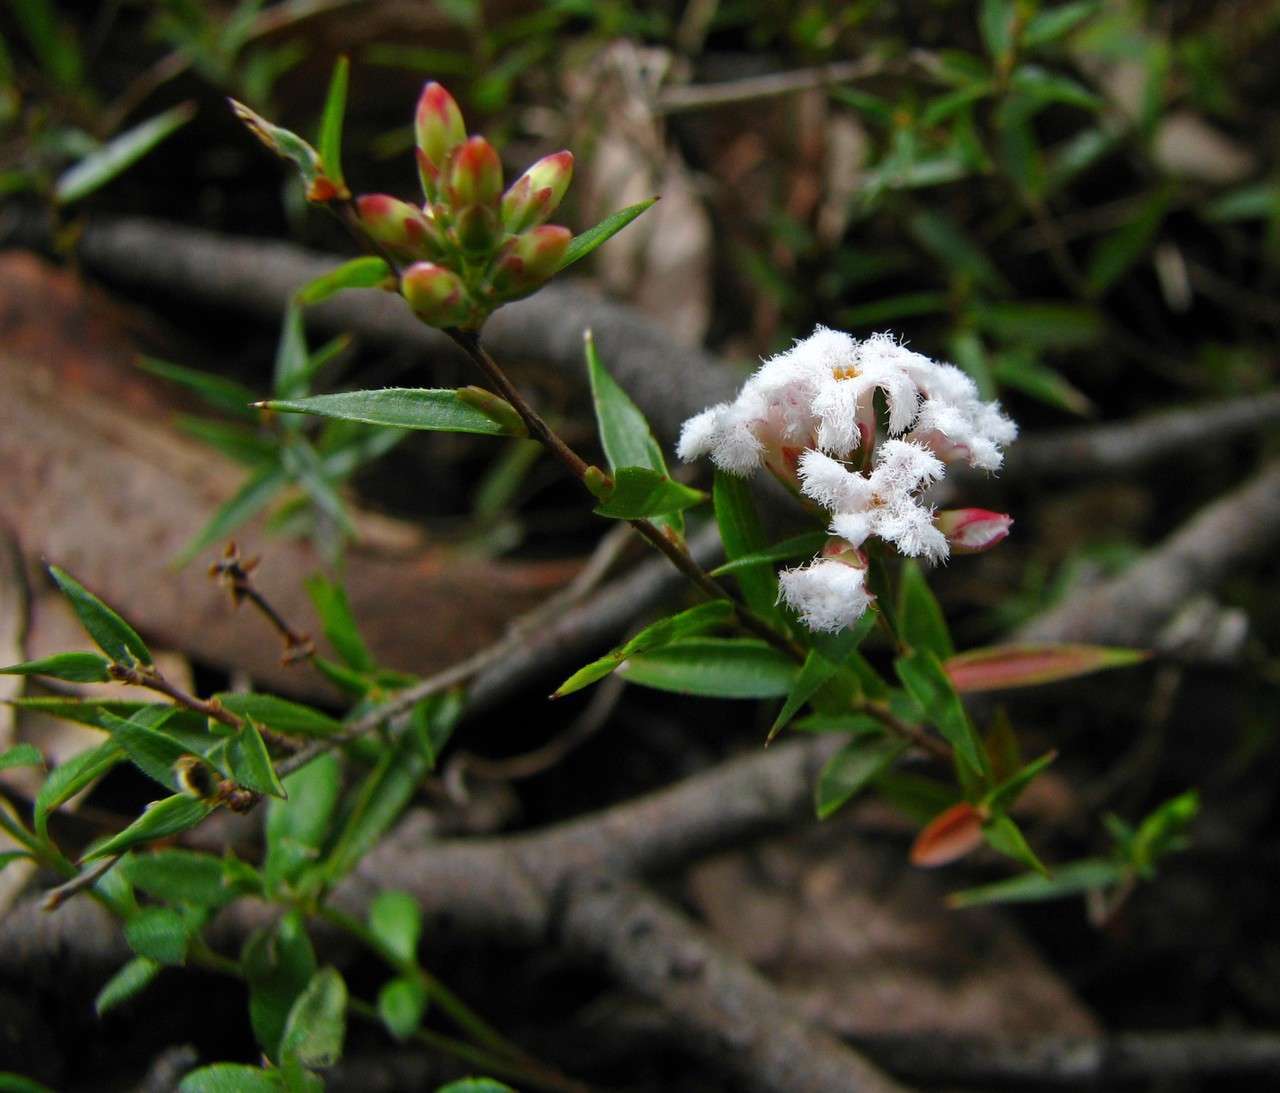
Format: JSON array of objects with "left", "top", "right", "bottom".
[
  {"left": 400, "top": 261, "right": 469, "bottom": 327},
  {"left": 909, "top": 802, "right": 986, "bottom": 867},
  {"left": 457, "top": 386, "right": 528, "bottom": 437},
  {"left": 447, "top": 136, "right": 503, "bottom": 210},
  {"left": 934, "top": 508, "right": 1012, "bottom": 554},
  {"left": 501, "top": 150, "right": 574, "bottom": 232},
  {"left": 415, "top": 82, "right": 467, "bottom": 171},
  {"left": 489, "top": 225, "right": 572, "bottom": 298},
  {"left": 820, "top": 536, "right": 868, "bottom": 567},
  {"left": 357, "top": 194, "right": 445, "bottom": 259},
  {"left": 452, "top": 203, "right": 500, "bottom": 255}
]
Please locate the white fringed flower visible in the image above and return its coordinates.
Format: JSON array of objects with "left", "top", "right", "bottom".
[
  {"left": 778, "top": 557, "right": 874, "bottom": 633},
  {"left": 676, "top": 327, "right": 1016, "bottom": 478},
  {"left": 799, "top": 441, "right": 949, "bottom": 563}
]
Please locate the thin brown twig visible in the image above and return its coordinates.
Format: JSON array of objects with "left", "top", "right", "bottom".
[
  {"left": 109, "top": 663, "right": 242, "bottom": 731},
  {"left": 211, "top": 542, "right": 315, "bottom": 664},
  {"left": 41, "top": 854, "right": 121, "bottom": 911}
]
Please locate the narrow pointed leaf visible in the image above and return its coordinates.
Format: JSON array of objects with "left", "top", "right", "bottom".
[
  {"left": 82, "top": 795, "right": 214, "bottom": 861},
  {"left": 216, "top": 694, "right": 342, "bottom": 738},
  {"left": 896, "top": 649, "right": 987, "bottom": 778},
  {"left": 944, "top": 643, "right": 1149, "bottom": 693},
  {"left": 584, "top": 330, "right": 666, "bottom": 473},
  {"left": 553, "top": 601, "right": 733, "bottom": 697},
  {"left": 176, "top": 465, "right": 289, "bottom": 567},
  {"left": 102, "top": 708, "right": 192, "bottom": 792},
  {"left": 263, "top": 389, "right": 516, "bottom": 435},
  {"left": 95, "top": 956, "right": 162, "bottom": 1015},
  {"left": 56, "top": 103, "right": 195, "bottom": 205},
  {"left": 713, "top": 471, "right": 779, "bottom": 621},
  {"left": 948, "top": 857, "right": 1127, "bottom": 908},
  {"left": 305, "top": 576, "right": 374, "bottom": 672},
  {"left": 618, "top": 638, "right": 796, "bottom": 698},
  {"left": 555, "top": 198, "right": 657, "bottom": 273},
  {"left": 266, "top": 752, "right": 340, "bottom": 889},
  {"left": 35, "top": 739, "right": 124, "bottom": 839},
  {"left": 816, "top": 736, "right": 906, "bottom": 819},
  {"left": 124, "top": 849, "right": 234, "bottom": 907},
  {"left": 592, "top": 466, "right": 706, "bottom": 519},
  {"left": 709, "top": 530, "right": 829, "bottom": 576},
  {"left": 983, "top": 813, "right": 1049, "bottom": 876},
  {"left": 897, "top": 560, "right": 954, "bottom": 659},
  {"left": 317, "top": 56, "right": 349, "bottom": 190},
  {"left": 226, "top": 719, "right": 286, "bottom": 799},
  {"left": 243, "top": 912, "right": 317, "bottom": 1062},
  {"left": 0, "top": 651, "right": 112, "bottom": 683},
  {"left": 0, "top": 744, "right": 44, "bottom": 772},
  {"left": 124, "top": 906, "right": 190, "bottom": 965},
  {"left": 294, "top": 257, "right": 390, "bottom": 306},
  {"left": 49, "top": 566, "right": 152, "bottom": 666},
  {"left": 138, "top": 357, "right": 259, "bottom": 419},
  {"left": 984, "top": 749, "right": 1057, "bottom": 813},
  {"left": 180, "top": 1065, "right": 284, "bottom": 1093}
]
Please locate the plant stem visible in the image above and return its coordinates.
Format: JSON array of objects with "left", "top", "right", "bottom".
[{"left": 445, "top": 328, "right": 804, "bottom": 660}]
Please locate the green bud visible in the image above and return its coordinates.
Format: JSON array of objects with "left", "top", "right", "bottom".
[
  {"left": 456, "top": 386, "right": 528, "bottom": 436},
  {"left": 453, "top": 203, "right": 501, "bottom": 255}
]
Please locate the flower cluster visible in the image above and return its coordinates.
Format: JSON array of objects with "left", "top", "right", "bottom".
[
  {"left": 357, "top": 82, "right": 575, "bottom": 329},
  {"left": 679, "top": 328, "right": 1017, "bottom": 632}
]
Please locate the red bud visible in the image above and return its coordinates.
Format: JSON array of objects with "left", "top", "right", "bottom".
[
  {"left": 909, "top": 802, "right": 986, "bottom": 867},
  {"left": 490, "top": 225, "right": 571, "bottom": 298},
  {"left": 934, "top": 508, "right": 1012, "bottom": 554},
  {"left": 944, "top": 643, "right": 1150, "bottom": 694}
]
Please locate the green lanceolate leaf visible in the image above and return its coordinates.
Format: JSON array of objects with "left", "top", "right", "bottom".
[
  {"left": 243, "top": 911, "right": 317, "bottom": 1061},
  {"left": 324, "top": 731, "right": 430, "bottom": 881},
  {"left": 434, "top": 1081, "right": 516, "bottom": 1093},
  {"left": 618, "top": 638, "right": 796, "bottom": 699},
  {"left": 768, "top": 611, "right": 879, "bottom": 745},
  {"left": 265, "top": 751, "right": 341, "bottom": 891},
  {"left": 592, "top": 466, "right": 706, "bottom": 520},
  {"left": 55, "top": 103, "right": 195, "bottom": 205},
  {"left": 180, "top": 1065, "right": 284, "bottom": 1093},
  {"left": 295, "top": 257, "right": 390, "bottom": 307},
  {"left": 369, "top": 890, "right": 422, "bottom": 965},
  {"left": 138, "top": 356, "right": 259, "bottom": 419},
  {"left": 1023, "top": 1, "right": 1100, "bottom": 47},
  {"left": 216, "top": 694, "right": 343, "bottom": 738},
  {"left": 101, "top": 708, "right": 192, "bottom": 792},
  {"left": 0, "top": 744, "right": 43, "bottom": 772},
  {"left": 263, "top": 389, "right": 519, "bottom": 436},
  {"left": 0, "top": 651, "right": 112, "bottom": 683},
  {"left": 35, "top": 739, "right": 124, "bottom": 839},
  {"left": 408, "top": 689, "right": 464, "bottom": 771},
  {"left": 897, "top": 560, "right": 954, "bottom": 660},
  {"left": 280, "top": 966, "right": 347, "bottom": 1068},
  {"left": 584, "top": 330, "right": 666, "bottom": 474},
  {"left": 895, "top": 649, "right": 987, "bottom": 780},
  {"left": 231, "top": 98, "right": 346, "bottom": 202},
  {"left": 95, "top": 955, "right": 162, "bottom": 1015},
  {"left": 983, "top": 749, "right": 1057, "bottom": 813},
  {"left": 305, "top": 576, "right": 374, "bottom": 672},
  {"left": 82, "top": 795, "right": 215, "bottom": 861},
  {"left": 553, "top": 601, "right": 733, "bottom": 698},
  {"left": 983, "top": 813, "right": 1049, "bottom": 876},
  {"left": 947, "top": 857, "right": 1126, "bottom": 908},
  {"left": 124, "top": 849, "right": 233, "bottom": 908},
  {"left": 317, "top": 56, "right": 349, "bottom": 191},
  {"left": 712, "top": 471, "right": 780, "bottom": 622},
  {"left": 556, "top": 198, "right": 657, "bottom": 273},
  {"left": 378, "top": 976, "right": 427, "bottom": 1041},
  {"left": 226, "top": 719, "right": 286, "bottom": 799},
  {"left": 1086, "top": 188, "right": 1168, "bottom": 296},
  {"left": 124, "top": 906, "right": 190, "bottom": 965},
  {"left": 49, "top": 566, "right": 152, "bottom": 666},
  {"left": 816, "top": 735, "right": 908, "bottom": 819},
  {"left": 709, "top": 530, "right": 828, "bottom": 577}
]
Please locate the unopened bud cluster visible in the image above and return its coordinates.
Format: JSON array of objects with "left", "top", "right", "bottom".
[
  {"left": 357, "top": 82, "right": 575, "bottom": 329},
  {"left": 679, "top": 328, "right": 1017, "bottom": 633}
]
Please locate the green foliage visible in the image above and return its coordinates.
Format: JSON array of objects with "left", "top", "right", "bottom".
[
  {"left": 244, "top": 912, "right": 317, "bottom": 1061},
  {"left": 712, "top": 472, "right": 780, "bottom": 622},
  {"left": 124, "top": 906, "right": 190, "bottom": 966},
  {"left": 55, "top": 103, "right": 195, "bottom": 205},
  {"left": 84, "top": 795, "right": 215, "bottom": 861},
  {"left": 48, "top": 566, "right": 151, "bottom": 667},
  {"left": 815, "top": 735, "right": 907, "bottom": 819},
  {"left": 591, "top": 466, "right": 706, "bottom": 520},
  {"left": 617, "top": 638, "right": 797, "bottom": 698},
  {"left": 265, "top": 753, "right": 341, "bottom": 892},
  {"left": 556, "top": 198, "right": 659, "bottom": 273},
  {"left": 895, "top": 650, "right": 988, "bottom": 780},
  {"left": 0, "top": 651, "right": 112, "bottom": 683},
  {"left": 279, "top": 967, "right": 347, "bottom": 1069},
  {"left": 95, "top": 955, "right": 162, "bottom": 1015},
  {"left": 264, "top": 389, "right": 521, "bottom": 436},
  {"left": 369, "top": 891, "right": 423, "bottom": 965}
]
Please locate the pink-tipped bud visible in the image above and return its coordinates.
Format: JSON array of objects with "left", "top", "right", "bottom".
[
  {"left": 415, "top": 82, "right": 467, "bottom": 170},
  {"left": 489, "top": 225, "right": 572, "bottom": 298},
  {"left": 501, "top": 150, "right": 574, "bottom": 232},
  {"left": 357, "top": 194, "right": 445, "bottom": 259},
  {"left": 447, "top": 136, "right": 503, "bottom": 210},
  {"left": 400, "top": 261, "right": 469, "bottom": 328},
  {"left": 934, "top": 508, "right": 1012, "bottom": 554}
]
